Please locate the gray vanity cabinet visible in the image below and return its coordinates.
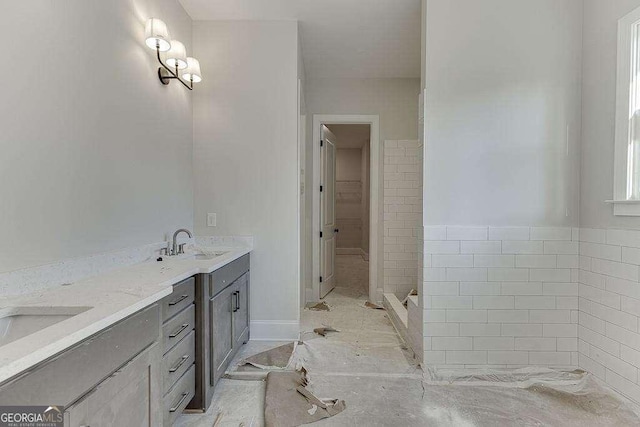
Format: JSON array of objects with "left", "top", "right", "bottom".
[
  {"left": 209, "top": 255, "right": 250, "bottom": 387},
  {"left": 0, "top": 274, "right": 202, "bottom": 427},
  {"left": 0, "top": 304, "right": 160, "bottom": 408},
  {"left": 64, "top": 342, "right": 162, "bottom": 427}
]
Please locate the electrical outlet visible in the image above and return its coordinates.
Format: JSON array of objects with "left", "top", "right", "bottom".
[{"left": 207, "top": 213, "right": 217, "bottom": 227}]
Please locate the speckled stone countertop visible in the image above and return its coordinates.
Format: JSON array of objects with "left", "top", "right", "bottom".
[{"left": 0, "top": 246, "right": 251, "bottom": 384}]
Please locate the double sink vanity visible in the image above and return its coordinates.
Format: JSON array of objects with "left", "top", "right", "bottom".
[{"left": 0, "top": 236, "right": 251, "bottom": 426}]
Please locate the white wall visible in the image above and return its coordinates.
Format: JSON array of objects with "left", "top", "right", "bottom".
[
  {"left": 424, "top": 0, "right": 583, "bottom": 227},
  {"left": 299, "top": 32, "right": 307, "bottom": 309},
  {"left": 304, "top": 77, "right": 420, "bottom": 300},
  {"left": 581, "top": 0, "right": 640, "bottom": 230},
  {"left": 421, "top": 0, "right": 584, "bottom": 369},
  {"left": 307, "top": 79, "right": 420, "bottom": 143},
  {"left": 0, "top": 0, "right": 193, "bottom": 274},
  {"left": 192, "top": 21, "right": 300, "bottom": 338},
  {"left": 336, "top": 149, "right": 363, "bottom": 182}
]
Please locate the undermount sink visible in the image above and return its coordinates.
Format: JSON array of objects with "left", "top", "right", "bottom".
[
  {"left": 194, "top": 251, "right": 229, "bottom": 260},
  {"left": 0, "top": 306, "right": 92, "bottom": 348}
]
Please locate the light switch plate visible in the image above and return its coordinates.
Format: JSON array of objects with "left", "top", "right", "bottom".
[{"left": 207, "top": 213, "right": 217, "bottom": 227}]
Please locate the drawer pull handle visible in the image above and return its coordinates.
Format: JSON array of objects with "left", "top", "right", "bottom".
[
  {"left": 169, "top": 355, "right": 190, "bottom": 373},
  {"left": 169, "top": 392, "right": 189, "bottom": 412},
  {"left": 236, "top": 290, "right": 241, "bottom": 311},
  {"left": 169, "top": 323, "right": 190, "bottom": 338},
  {"left": 232, "top": 291, "right": 238, "bottom": 313},
  {"left": 168, "top": 294, "right": 189, "bottom": 306}
]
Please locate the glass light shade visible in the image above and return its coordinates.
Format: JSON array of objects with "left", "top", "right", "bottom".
[
  {"left": 144, "top": 18, "right": 171, "bottom": 52},
  {"left": 165, "top": 40, "right": 188, "bottom": 70},
  {"left": 182, "top": 57, "right": 202, "bottom": 83}
]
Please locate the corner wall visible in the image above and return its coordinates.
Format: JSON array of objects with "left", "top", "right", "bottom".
[
  {"left": 577, "top": 228, "right": 640, "bottom": 403},
  {"left": 422, "top": 0, "right": 584, "bottom": 367},
  {"left": 193, "top": 20, "right": 300, "bottom": 339},
  {"left": 576, "top": 0, "right": 640, "bottom": 405}
]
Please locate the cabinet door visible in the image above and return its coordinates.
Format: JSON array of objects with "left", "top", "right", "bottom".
[
  {"left": 233, "top": 273, "right": 250, "bottom": 346},
  {"left": 210, "top": 285, "right": 234, "bottom": 386},
  {"left": 65, "top": 342, "right": 161, "bottom": 427}
]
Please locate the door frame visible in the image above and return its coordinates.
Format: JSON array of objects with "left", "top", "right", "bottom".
[{"left": 311, "top": 114, "right": 380, "bottom": 303}]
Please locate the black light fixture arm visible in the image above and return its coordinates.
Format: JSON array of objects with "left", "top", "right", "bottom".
[{"left": 156, "top": 46, "right": 193, "bottom": 90}]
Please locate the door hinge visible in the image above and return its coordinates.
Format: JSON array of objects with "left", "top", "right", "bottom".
[
  {"left": 320, "top": 231, "right": 323, "bottom": 238},
  {"left": 320, "top": 276, "right": 323, "bottom": 283},
  {"left": 320, "top": 140, "right": 324, "bottom": 147},
  {"left": 320, "top": 185, "right": 323, "bottom": 192}
]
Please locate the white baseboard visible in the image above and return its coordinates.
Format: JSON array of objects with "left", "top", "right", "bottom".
[
  {"left": 250, "top": 320, "right": 299, "bottom": 341},
  {"left": 304, "top": 287, "right": 314, "bottom": 303}
]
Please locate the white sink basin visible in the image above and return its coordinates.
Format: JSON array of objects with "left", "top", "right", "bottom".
[
  {"left": 0, "top": 306, "right": 92, "bottom": 347},
  {"left": 194, "top": 251, "right": 229, "bottom": 260}
]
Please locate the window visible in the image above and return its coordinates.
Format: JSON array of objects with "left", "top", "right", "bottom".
[{"left": 612, "top": 6, "right": 640, "bottom": 215}]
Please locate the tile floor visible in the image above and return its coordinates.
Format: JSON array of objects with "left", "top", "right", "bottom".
[{"left": 176, "top": 255, "right": 640, "bottom": 426}]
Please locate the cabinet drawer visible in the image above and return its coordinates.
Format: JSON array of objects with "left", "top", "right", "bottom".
[
  {"left": 161, "top": 277, "right": 195, "bottom": 322},
  {"left": 162, "top": 330, "right": 195, "bottom": 394},
  {"left": 162, "top": 304, "right": 195, "bottom": 354},
  {"left": 163, "top": 366, "right": 195, "bottom": 427},
  {"left": 210, "top": 254, "right": 250, "bottom": 296}
]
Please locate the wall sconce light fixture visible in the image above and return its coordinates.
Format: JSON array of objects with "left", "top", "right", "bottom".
[{"left": 145, "top": 18, "right": 202, "bottom": 90}]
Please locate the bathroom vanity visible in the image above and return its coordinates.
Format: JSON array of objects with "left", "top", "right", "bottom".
[{"left": 0, "top": 249, "right": 251, "bottom": 426}]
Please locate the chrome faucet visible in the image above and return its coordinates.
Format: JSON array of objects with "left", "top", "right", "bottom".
[{"left": 172, "top": 228, "right": 193, "bottom": 255}]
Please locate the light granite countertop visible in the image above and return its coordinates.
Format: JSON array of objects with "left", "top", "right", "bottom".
[{"left": 0, "top": 246, "right": 251, "bottom": 384}]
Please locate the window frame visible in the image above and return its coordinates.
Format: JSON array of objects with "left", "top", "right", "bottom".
[{"left": 611, "top": 6, "right": 640, "bottom": 216}]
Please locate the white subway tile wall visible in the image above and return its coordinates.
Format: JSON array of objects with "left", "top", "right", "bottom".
[
  {"left": 420, "top": 226, "right": 640, "bottom": 404},
  {"left": 577, "top": 228, "right": 640, "bottom": 405},
  {"left": 423, "top": 226, "right": 579, "bottom": 370},
  {"left": 383, "top": 140, "right": 422, "bottom": 298}
]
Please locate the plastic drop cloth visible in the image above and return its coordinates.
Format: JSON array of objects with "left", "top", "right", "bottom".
[{"left": 418, "top": 367, "right": 640, "bottom": 426}]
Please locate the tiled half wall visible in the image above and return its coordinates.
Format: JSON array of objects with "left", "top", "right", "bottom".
[
  {"left": 421, "top": 226, "right": 640, "bottom": 405},
  {"left": 577, "top": 228, "right": 640, "bottom": 404},
  {"left": 422, "top": 226, "right": 580, "bottom": 368}
]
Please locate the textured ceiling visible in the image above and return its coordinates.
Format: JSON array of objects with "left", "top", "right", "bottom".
[{"left": 179, "top": 0, "right": 421, "bottom": 79}]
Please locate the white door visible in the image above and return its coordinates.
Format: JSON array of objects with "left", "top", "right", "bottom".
[{"left": 320, "top": 126, "right": 337, "bottom": 298}]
